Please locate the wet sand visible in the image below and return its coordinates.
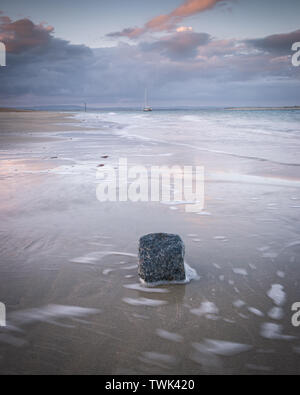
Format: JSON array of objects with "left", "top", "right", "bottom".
[{"left": 0, "top": 111, "right": 300, "bottom": 375}]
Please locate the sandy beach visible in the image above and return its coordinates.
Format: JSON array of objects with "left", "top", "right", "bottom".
[{"left": 0, "top": 109, "right": 300, "bottom": 375}]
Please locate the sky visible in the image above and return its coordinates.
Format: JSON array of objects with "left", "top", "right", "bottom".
[{"left": 0, "top": 0, "right": 299, "bottom": 107}]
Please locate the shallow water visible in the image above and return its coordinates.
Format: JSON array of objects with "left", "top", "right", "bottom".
[{"left": 0, "top": 109, "right": 300, "bottom": 374}]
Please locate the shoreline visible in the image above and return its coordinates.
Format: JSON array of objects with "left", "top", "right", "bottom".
[
  {"left": 1, "top": 106, "right": 300, "bottom": 114},
  {"left": 0, "top": 108, "right": 35, "bottom": 112},
  {"left": 225, "top": 106, "right": 300, "bottom": 111}
]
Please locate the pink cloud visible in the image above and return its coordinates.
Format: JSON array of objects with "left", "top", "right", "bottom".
[
  {"left": 172, "top": 0, "right": 226, "bottom": 18},
  {"left": 108, "top": 0, "right": 230, "bottom": 38},
  {"left": 0, "top": 13, "right": 54, "bottom": 53}
]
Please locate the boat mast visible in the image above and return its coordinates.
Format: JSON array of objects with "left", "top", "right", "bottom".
[
  {"left": 143, "top": 88, "right": 152, "bottom": 111},
  {"left": 144, "top": 88, "right": 148, "bottom": 108}
]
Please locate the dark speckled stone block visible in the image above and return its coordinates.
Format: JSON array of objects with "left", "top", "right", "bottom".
[{"left": 138, "top": 233, "right": 186, "bottom": 283}]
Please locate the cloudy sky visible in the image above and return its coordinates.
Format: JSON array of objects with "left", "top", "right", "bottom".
[{"left": 0, "top": 0, "right": 299, "bottom": 107}]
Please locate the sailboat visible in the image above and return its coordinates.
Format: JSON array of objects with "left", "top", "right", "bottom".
[{"left": 143, "top": 88, "right": 152, "bottom": 112}]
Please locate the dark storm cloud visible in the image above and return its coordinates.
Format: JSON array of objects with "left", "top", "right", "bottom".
[
  {"left": 140, "top": 31, "right": 211, "bottom": 60},
  {"left": 107, "top": 27, "right": 144, "bottom": 39},
  {"left": 246, "top": 29, "right": 300, "bottom": 55},
  {"left": 0, "top": 13, "right": 93, "bottom": 98},
  {"left": 0, "top": 12, "right": 299, "bottom": 106}
]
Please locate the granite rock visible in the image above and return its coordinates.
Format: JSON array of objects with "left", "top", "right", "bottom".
[{"left": 138, "top": 233, "right": 186, "bottom": 283}]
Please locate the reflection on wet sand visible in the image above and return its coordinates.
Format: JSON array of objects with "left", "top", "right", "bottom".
[
  {"left": 1, "top": 111, "right": 300, "bottom": 374},
  {"left": 0, "top": 305, "right": 100, "bottom": 347}
]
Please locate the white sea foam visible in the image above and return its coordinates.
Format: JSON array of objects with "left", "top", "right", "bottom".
[
  {"left": 233, "top": 268, "right": 248, "bottom": 276},
  {"left": 156, "top": 329, "right": 184, "bottom": 343},
  {"left": 248, "top": 307, "right": 264, "bottom": 317},
  {"left": 190, "top": 301, "right": 219, "bottom": 319},
  {"left": 192, "top": 339, "right": 252, "bottom": 357},
  {"left": 257, "top": 246, "right": 270, "bottom": 252},
  {"left": 132, "top": 313, "right": 149, "bottom": 320},
  {"left": 123, "top": 283, "right": 169, "bottom": 293},
  {"left": 238, "top": 313, "right": 249, "bottom": 320},
  {"left": 268, "top": 307, "right": 284, "bottom": 320},
  {"left": 233, "top": 300, "right": 246, "bottom": 308},
  {"left": 70, "top": 251, "right": 137, "bottom": 265},
  {"left": 197, "top": 211, "right": 212, "bottom": 216},
  {"left": 276, "top": 271, "right": 285, "bottom": 278},
  {"left": 214, "top": 236, "right": 227, "bottom": 240},
  {"left": 102, "top": 268, "right": 115, "bottom": 275},
  {"left": 161, "top": 201, "right": 202, "bottom": 206},
  {"left": 121, "top": 264, "right": 137, "bottom": 270},
  {"left": 8, "top": 305, "right": 99, "bottom": 328},
  {"left": 122, "top": 297, "right": 167, "bottom": 307},
  {"left": 208, "top": 172, "right": 300, "bottom": 188},
  {"left": 140, "top": 352, "right": 176, "bottom": 365},
  {"left": 134, "top": 153, "right": 173, "bottom": 157},
  {"left": 285, "top": 240, "right": 300, "bottom": 249},
  {"left": 267, "top": 284, "right": 286, "bottom": 306},
  {"left": 260, "top": 323, "right": 295, "bottom": 340},
  {"left": 0, "top": 305, "right": 100, "bottom": 347}
]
